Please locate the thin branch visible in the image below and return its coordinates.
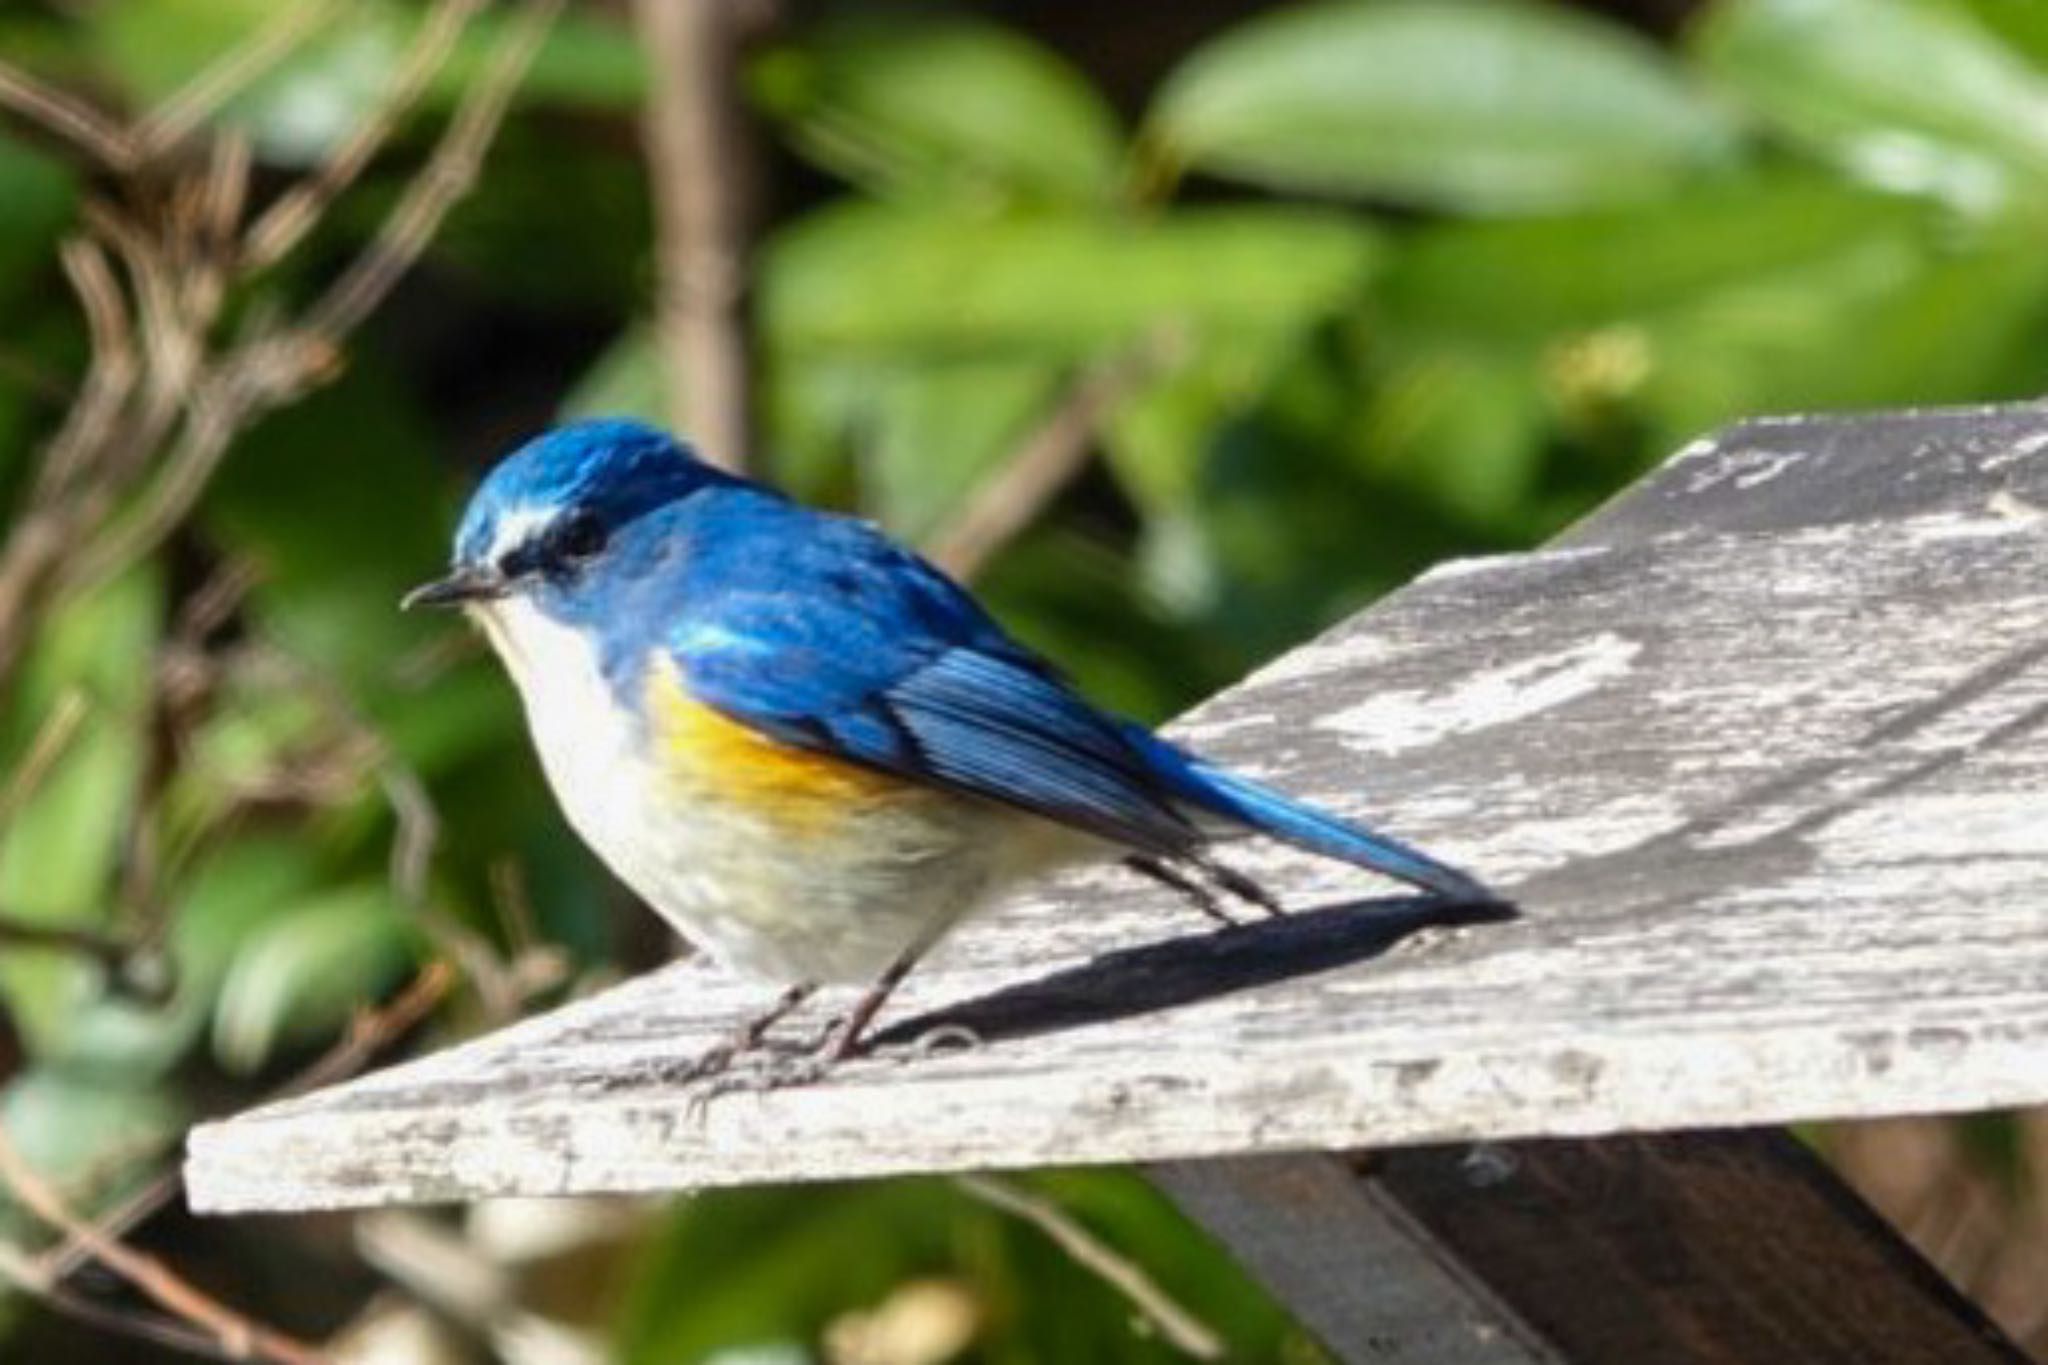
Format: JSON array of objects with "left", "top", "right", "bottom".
[
  {"left": 33, "top": 239, "right": 137, "bottom": 505},
  {"left": 0, "top": 1241, "right": 241, "bottom": 1362},
  {"left": 0, "top": 690, "right": 88, "bottom": 826},
  {"left": 952, "top": 1173, "right": 1224, "bottom": 1359},
  {"left": 135, "top": 0, "right": 348, "bottom": 157},
  {"left": 925, "top": 349, "right": 1157, "bottom": 581},
  {"left": 0, "top": 62, "right": 133, "bottom": 169},
  {"left": 275, "top": 960, "right": 456, "bottom": 1098},
  {"left": 38, "top": 961, "right": 454, "bottom": 1285},
  {"left": 241, "top": 0, "right": 489, "bottom": 273},
  {"left": 0, "top": 1126, "right": 334, "bottom": 1365},
  {"left": 300, "top": 0, "right": 563, "bottom": 344},
  {"left": 631, "top": 0, "right": 756, "bottom": 470},
  {"left": 0, "top": 915, "right": 135, "bottom": 972}
]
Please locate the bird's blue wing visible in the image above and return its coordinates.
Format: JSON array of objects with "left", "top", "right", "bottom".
[{"left": 666, "top": 513, "right": 1202, "bottom": 857}]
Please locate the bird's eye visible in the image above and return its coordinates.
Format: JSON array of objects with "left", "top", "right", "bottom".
[{"left": 553, "top": 512, "right": 608, "bottom": 562}]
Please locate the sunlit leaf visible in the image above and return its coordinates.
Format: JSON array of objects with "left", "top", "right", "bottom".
[
  {"left": 1152, "top": 0, "right": 1739, "bottom": 212},
  {"left": 211, "top": 883, "right": 414, "bottom": 1073},
  {"left": 0, "top": 571, "right": 159, "bottom": 1056},
  {"left": 434, "top": 6, "right": 645, "bottom": 111},
  {"left": 1640, "top": 219, "right": 2048, "bottom": 437},
  {"left": 0, "top": 1070, "right": 183, "bottom": 1231},
  {"left": 1381, "top": 172, "right": 1934, "bottom": 339},
  {"left": 866, "top": 359, "right": 1062, "bottom": 541},
  {"left": 1693, "top": 0, "right": 2048, "bottom": 208},
  {"left": 88, "top": 0, "right": 411, "bottom": 163},
  {"left": 61, "top": 839, "right": 320, "bottom": 1075},
  {"left": 752, "top": 16, "right": 1123, "bottom": 204},
  {"left": 765, "top": 203, "right": 1379, "bottom": 356},
  {"left": 1355, "top": 345, "right": 1548, "bottom": 524}
]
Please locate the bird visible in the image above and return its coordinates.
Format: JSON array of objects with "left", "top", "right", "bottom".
[{"left": 405, "top": 418, "right": 1487, "bottom": 1076}]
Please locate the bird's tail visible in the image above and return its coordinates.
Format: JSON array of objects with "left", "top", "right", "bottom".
[{"left": 1129, "top": 728, "right": 1489, "bottom": 901}]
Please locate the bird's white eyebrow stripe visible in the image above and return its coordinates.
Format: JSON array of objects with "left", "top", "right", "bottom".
[{"left": 485, "top": 506, "right": 556, "bottom": 563}]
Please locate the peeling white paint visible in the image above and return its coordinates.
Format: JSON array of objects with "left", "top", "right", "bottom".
[
  {"left": 1903, "top": 510, "right": 2042, "bottom": 542},
  {"left": 1684, "top": 446, "right": 1809, "bottom": 496},
  {"left": 1421, "top": 544, "right": 1610, "bottom": 584},
  {"left": 1987, "top": 491, "right": 2045, "bottom": 524},
  {"left": 1982, "top": 429, "right": 2048, "bottom": 471},
  {"left": 1320, "top": 633, "right": 1642, "bottom": 754}
]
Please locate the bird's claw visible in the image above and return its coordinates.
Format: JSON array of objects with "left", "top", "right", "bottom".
[{"left": 678, "top": 1022, "right": 985, "bottom": 1121}]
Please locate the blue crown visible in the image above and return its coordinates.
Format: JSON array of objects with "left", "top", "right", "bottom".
[{"left": 452, "top": 419, "right": 732, "bottom": 567}]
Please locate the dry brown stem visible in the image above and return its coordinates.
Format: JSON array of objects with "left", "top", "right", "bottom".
[
  {"left": 631, "top": 0, "right": 758, "bottom": 470},
  {"left": 0, "top": 1126, "right": 335, "bottom": 1364}
]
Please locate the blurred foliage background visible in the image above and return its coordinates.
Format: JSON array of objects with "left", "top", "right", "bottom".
[{"left": 0, "top": 0, "right": 2045, "bottom": 1360}]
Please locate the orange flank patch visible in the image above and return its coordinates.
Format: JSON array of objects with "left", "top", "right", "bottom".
[{"left": 644, "top": 661, "right": 919, "bottom": 834}]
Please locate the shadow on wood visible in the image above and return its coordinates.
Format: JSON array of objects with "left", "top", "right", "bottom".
[{"left": 879, "top": 896, "right": 1518, "bottom": 1050}]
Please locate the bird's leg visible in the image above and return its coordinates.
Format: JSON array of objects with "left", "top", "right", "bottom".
[
  {"left": 1123, "top": 853, "right": 1237, "bottom": 926},
  {"left": 676, "top": 981, "right": 817, "bottom": 1082},
  {"left": 1192, "top": 852, "right": 1286, "bottom": 918},
  {"left": 818, "top": 942, "right": 925, "bottom": 1062},
  {"left": 683, "top": 936, "right": 967, "bottom": 1114}
]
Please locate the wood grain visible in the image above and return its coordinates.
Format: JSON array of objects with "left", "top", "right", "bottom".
[{"left": 186, "top": 413, "right": 2048, "bottom": 1218}]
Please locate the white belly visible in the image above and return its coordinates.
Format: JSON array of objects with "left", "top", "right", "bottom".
[{"left": 472, "top": 599, "right": 1073, "bottom": 983}]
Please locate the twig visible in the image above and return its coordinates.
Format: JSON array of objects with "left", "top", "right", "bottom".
[
  {"left": 0, "top": 63, "right": 133, "bottom": 169},
  {"left": 925, "top": 350, "right": 1156, "bottom": 581},
  {"left": 0, "top": 915, "right": 134, "bottom": 972},
  {"left": 300, "top": 0, "right": 564, "bottom": 345},
  {"left": 31, "top": 240, "right": 135, "bottom": 505},
  {"left": 277, "top": 960, "right": 457, "bottom": 1097},
  {"left": 0, "top": 1241, "right": 238, "bottom": 1362},
  {"left": 38, "top": 961, "right": 455, "bottom": 1286},
  {"left": 0, "top": 690, "right": 88, "bottom": 827},
  {"left": 952, "top": 1173, "right": 1223, "bottom": 1359},
  {"left": 241, "top": 0, "right": 489, "bottom": 273},
  {"left": 135, "top": 0, "right": 348, "bottom": 157},
  {"left": 0, "top": 1125, "right": 334, "bottom": 1365},
  {"left": 631, "top": 0, "right": 756, "bottom": 471}
]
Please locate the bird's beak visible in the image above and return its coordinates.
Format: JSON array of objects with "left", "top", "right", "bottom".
[{"left": 401, "top": 566, "right": 506, "bottom": 611}]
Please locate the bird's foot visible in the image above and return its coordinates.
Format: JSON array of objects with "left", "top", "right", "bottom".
[{"left": 680, "top": 1022, "right": 983, "bottom": 1119}]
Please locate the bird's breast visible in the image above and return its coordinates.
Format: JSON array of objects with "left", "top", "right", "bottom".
[{"left": 473, "top": 598, "right": 1071, "bottom": 983}]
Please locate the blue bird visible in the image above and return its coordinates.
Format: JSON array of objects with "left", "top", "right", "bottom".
[{"left": 406, "top": 420, "right": 1486, "bottom": 1069}]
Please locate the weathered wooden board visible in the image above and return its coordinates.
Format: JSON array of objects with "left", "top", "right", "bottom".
[
  {"left": 186, "top": 425, "right": 2048, "bottom": 1214},
  {"left": 1149, "top": 404, "right": 2048, "bottom": 1365}
]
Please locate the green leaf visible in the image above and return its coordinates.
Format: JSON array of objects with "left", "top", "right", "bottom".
[
  {"left": 1355, "top": 345, "right": 1548, "bottom": 524},
  {"left": 87, "top": 0, "right": 634, "bottom": 161},
  {"left": 1381, "top": 172, "right": 1935, "bottom": 341},
  {"left": 765, "top": 203, "right": 1379, "bottom": 357},
  {"left": 865, "top": 359, "right": 1063, "bottom": 541},
  {"left": 433, "top": 7, "right": 645, "bottom": 111},
  {"left": 60, "top": 839, "right": 321, "bottom": 1075},
  {"left": 1692, "top": 0, "right": 2048, "bottom": 208},
  {"left": 87, "top": 0, "right": 411, "bottom": 163},
  {"left": 0, "top": 1070, "right": 183, "bottom": 1233},
  {"left": 1639, "top": 219, "right": 2048, "bottom": 437},
  {"left": 1104, "top": 325, "right": 1312, "bottom": 514},
  {"left": 751, "top": 16, "right": 1123, "bottom": 205},
  {"left": 0, "top": 571, "right": 159, "bottom": 1057},
  {"left": 211, "top": 883, "right": 413, "bottom": 1073},
  {"left": 1151, "top": 0, "right": 1739, "bottom": 212}
]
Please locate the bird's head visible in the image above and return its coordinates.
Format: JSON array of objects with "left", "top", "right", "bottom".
[{"left": 404, "top": 419, "right": 728, "bottom": 617}]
